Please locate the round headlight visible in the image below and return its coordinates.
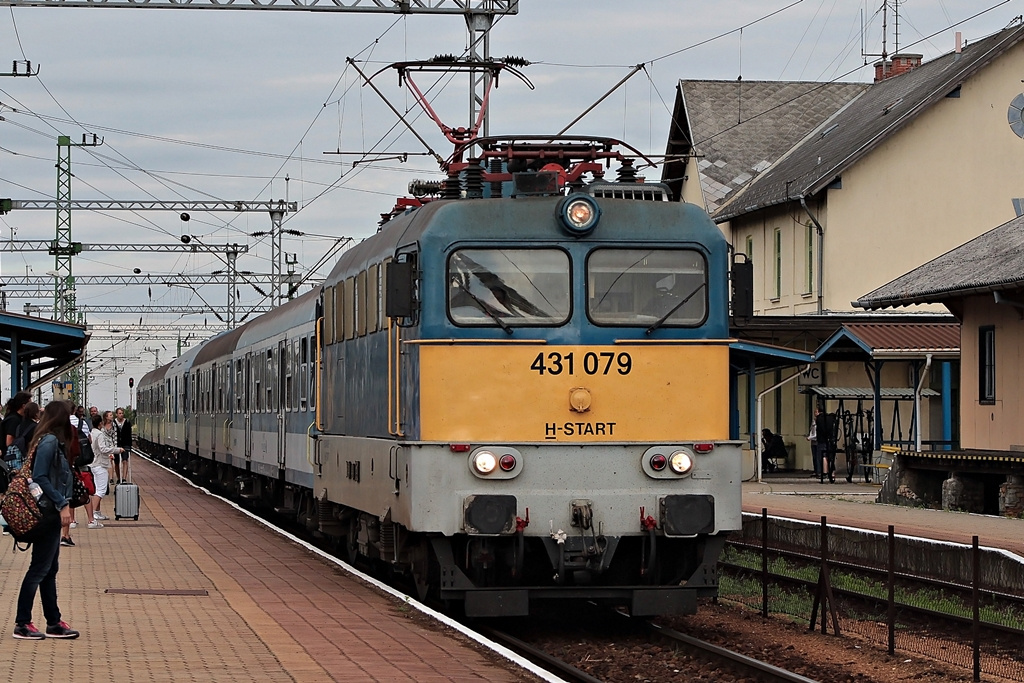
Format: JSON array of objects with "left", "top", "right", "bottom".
[
  {"left": 474, "top": 451, "right": 497, "bottom": 474},
  {"left": 669, "top": 450, "right": 694, "bottom": 475},
  {"left": 557, "top": 194, "right": 600, "bottom": 236},
  {"left": 650, "top": 453, "right": 667, "bottom": 471}
]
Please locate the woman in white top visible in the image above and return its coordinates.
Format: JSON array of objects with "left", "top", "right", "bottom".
[{"left": 87, "top": 412, "right": 123, "bottom": 528}]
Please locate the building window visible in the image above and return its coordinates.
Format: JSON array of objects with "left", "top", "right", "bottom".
[
  {"left": 805, "top": 223, "right": 814, "bottom": 294},
  {"left": 745, "top": 235, "right": 753, "bottom": 258},
  {"left": 772, "top": 228, "right": 781, "bottom": 300},
  {"left": 979, "top": 326, "right": 995, "bottom": 404}
]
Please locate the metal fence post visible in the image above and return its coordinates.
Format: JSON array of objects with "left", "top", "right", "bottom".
[
  {"left": 762, "top": 508, "right": 769, "bottom": 618},
  {"left": 973, "top": 535, "right": 980, "bottom": 682},
  {"left": 887, "top": 525, "right": 895, "bottom": 655}
]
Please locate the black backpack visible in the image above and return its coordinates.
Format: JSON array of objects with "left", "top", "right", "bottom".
[
  {"left": 0, "top": 458, "right": 11, "bottom": 495},
  {"left": 75, "top": 431, "right": 95, "bottom": 468}
]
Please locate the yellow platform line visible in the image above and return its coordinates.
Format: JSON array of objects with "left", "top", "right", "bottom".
[{"left": 147, "top": 496, "right": 333, "bottom": 682}]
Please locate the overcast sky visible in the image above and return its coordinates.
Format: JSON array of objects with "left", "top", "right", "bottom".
[{"left": 1, "top": 0, "right": 1020, "bottom": 406}]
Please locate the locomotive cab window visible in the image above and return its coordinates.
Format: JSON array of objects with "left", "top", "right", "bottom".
[
  {"left": 447, "top": 248, "right": 571, "bottom": 327},
  {"left": 587, "top": 249, "right": 708, "bottom": 326}
]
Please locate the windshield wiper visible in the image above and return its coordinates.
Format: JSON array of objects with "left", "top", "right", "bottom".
[
  {"left": 645, "top": 281, "right": 706, "bottom": 335},
  {"left": 452, "top": 277, "right": 513, "bottom": 335}
]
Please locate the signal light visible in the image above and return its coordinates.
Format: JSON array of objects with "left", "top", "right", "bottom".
[
  {"left": 450, "top": 444, "right": 471, "bottom": 453},
  {"left": 499, "top": 454, "right": 517, "bottom": 471},
  {"left": 650, "top": 453, "right": 667, "bottom": 471},
  {"left": 693, "top": 443, "right": 714, "bottom": 454}
]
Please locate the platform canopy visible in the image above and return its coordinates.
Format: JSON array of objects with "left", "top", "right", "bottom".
[{"left": 0, "top": 311, "right": 89, "bottom": 394}]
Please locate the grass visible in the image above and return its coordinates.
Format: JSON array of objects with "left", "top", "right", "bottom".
[{"left": 720, "top": 545, "right": 1024, "bottom": 631}]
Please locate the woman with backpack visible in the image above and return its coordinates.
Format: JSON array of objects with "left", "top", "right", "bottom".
[{"left": 12, "top": 400, "right": 80, "bottom": 640}]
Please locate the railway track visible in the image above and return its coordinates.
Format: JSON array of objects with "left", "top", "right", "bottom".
[{"left": 476, "top": 604, "right": 821, "bottom": 683}]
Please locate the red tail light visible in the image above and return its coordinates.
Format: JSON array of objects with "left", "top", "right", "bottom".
[
  {"left": 650, "top": 454, "right": 667, "bottom": 471},
  {"left": 499, "top": 454, "right": 517, "bottom": 471},
  {"left": 693, "top": 443, "right": 714, "bottom": 454},
  {"left": 450, "top": 444, "right": 471, "bottom": 453}
]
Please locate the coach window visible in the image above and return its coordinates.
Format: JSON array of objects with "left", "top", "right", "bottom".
[
  {"left": 267, "top": 349, "right": 275, "bottom": 410},
  {"left": 308, "top": 336, "right": 316, "bottom": 411},
  {"left": 324, "top": 286, "right": 335, "bottom": 344},
  {"left": 235, "top": 360, "right": 244, "bottom": 412},
  {"left": 381, "top": 257, "right": 390, "bottom": 324},
  {"left": 587, "top": 249, "right": 707, "bottom": 327},
  {"left": 368, "top": 264, "right": 380, "bottom": 332},
  {"left": 300, "top": 337, "right": 308, "bottom": 411},
  {"left": 448, "top": 248, "right": 571, "bottom": 326},
  {"left": 344, "top": 276, "right": 356, "bottom": 339},
  {"left": 980, "top": 326, "right": 996, "bottom": 404},
  {"left": 335, "top": 281, "right": 345, "bottom": 343}
]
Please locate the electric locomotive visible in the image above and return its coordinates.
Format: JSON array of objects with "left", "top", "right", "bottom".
[
  {"left": 304, "top": 134, "right": 744, "bottom": 617},
  {"left": 137, "top": 133, "right": 753, "bottom": 618}
]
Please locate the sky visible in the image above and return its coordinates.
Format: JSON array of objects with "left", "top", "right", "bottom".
[{"left": 1, "top": 0, "right": 1021, "bottom": 407}]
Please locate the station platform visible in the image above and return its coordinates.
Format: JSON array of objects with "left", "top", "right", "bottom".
[
  {"left": 0, "top": 457, "right": 549, "bottom": 683},
  {"left": 744, "top": 470, "right": 1024, "bottom": 558}
]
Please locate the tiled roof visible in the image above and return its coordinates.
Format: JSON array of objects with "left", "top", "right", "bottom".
[
  {"left": 667, "top": 80, "right": 867, "bottom": 213},
  {"left": 714, "top": 23, "right": 1024, "bottom": 221},
  {"left": 855, "top": 213, "right": 1024, "bottom": 309}
]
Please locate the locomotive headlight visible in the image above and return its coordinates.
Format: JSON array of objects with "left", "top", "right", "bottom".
[
  {"left": 669, "top": 450, "right": 694, "bottom": 475},
  {"left": 557, "top": 194, "right": 601, "bottom": 236},
  {"left": 473, "top": 450, "right": 498, "bottom": 474}
]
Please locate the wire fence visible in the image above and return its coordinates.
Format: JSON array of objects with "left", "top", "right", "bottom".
[{"left": 720, "top": 509, "right": 1024, "bottom": 682}]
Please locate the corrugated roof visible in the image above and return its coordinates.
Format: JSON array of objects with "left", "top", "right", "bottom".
[
  {"left": 855, "top": 214, "right": 1024, "bottom": 310},
  {"left": 815, "top": 322, "right": 960, "bottom": 360},
  {"left": 664, "top": 80, "right": 867, "bottom": 213},
  {"left": 841, "top": 322, "right": 960, "bottom": 354},
  {"left": 714, "top": 23, "right": 1024, "bottom": 221},
  {"left": 807, "top": 387, "right": 939, "bottom": 399}
]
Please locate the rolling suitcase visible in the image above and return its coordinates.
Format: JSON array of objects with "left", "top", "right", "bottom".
[{"left": 114, "top": 456, "right": 140, "bottom": 521}]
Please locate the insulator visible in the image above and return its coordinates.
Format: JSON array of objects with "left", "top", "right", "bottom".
[
  {"left": 489, "top": 158, "right": 504, "bottom": 198},
  {"left": 443, "top": 171, "right": 461, "bottom": 200},
  {"left": 408, "top": 180, "right": 442, "bottom": 197},
  {"left": 616, "top": 158, "right": 638, "bottom": 183},
  {"left": 464, "top": 159, "right": 484, "bottom": 199},
  {"left": 502, "top": 56, "right": 531, "bottom": 67}
]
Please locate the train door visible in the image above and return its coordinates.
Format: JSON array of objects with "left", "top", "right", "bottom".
[
  {"left": 277, "top": 339, "right": 287, "bottom": 472},
  {"left": 244, "top": 352, "right": 253, "bottom": 468}
]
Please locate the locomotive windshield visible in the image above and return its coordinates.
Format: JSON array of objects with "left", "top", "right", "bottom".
[
  {"left": 587, "top": 249, "right": 707, "bottom": 327},
  {"left": 448, "top": 248, "right": 571, "bottom": 327}
]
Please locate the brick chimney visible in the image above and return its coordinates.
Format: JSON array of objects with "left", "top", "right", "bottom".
[{"left": 874, "top": 53, "right": 923, "bottom": 82}]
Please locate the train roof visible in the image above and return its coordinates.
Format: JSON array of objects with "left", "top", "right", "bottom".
[
  {"left": 137, "top": 363, "right": 170, "bottom": 388},
  {"left": 194, "top": 327, "right": 246, "bottom": 366},
  {"left": 236, "top": 286, "right": 320, "bottom": 348},
  {"left": 164, "top": 342, "right": 204, "bottom": 376}
]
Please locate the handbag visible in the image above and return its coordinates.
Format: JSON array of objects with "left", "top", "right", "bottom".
[
  {"left": 69, "top": 467, "right": 94, "bottom": 508},
  {"left": 0, "top": 445, "right": 61, "bottom": 546}
]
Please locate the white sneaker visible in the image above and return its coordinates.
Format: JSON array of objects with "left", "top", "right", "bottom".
[
  {"left": 69, "top": 521, "right": 78, "bottom": 529},
  {"left": 94, "top": 513, "right": 109, "bottom": 521},
  {"left": 87, "top": 521, "right": 103, "bottom": 529}
]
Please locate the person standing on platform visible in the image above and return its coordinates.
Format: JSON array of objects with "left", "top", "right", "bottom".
[
  {"left": 112, "top": 407, "right": 132, "bottom": 487},
  {"left": 808, "top": 406, "right": 820, "bottom": 480},
  {"left": 86, "top": 413, "right": 117, "bottom": 529},
  {"left": 2, "top": 391, "right": 32, "bottom": 468},
  {"left": 13, "top": 400, "right": 80, "bottom": 640}
]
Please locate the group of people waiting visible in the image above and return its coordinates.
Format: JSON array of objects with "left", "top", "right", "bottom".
[
  {"left": 1, "top": 393, "right": 133, "bottom": 640},
  {"left": 760, "top": 403, "right": 840, "bottom": 482}
]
